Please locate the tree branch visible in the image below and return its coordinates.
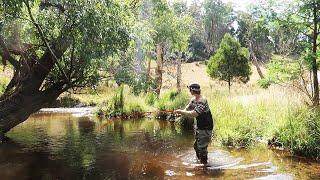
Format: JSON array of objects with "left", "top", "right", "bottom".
[
  {"left": 24, "top": 0, "right": 70, "bottom": 83},
  {"left": 0, "top": 35, "right": 20, "bottom": 68}
]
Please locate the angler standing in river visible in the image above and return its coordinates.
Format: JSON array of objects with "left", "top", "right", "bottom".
[{"left": 174, "top": 83, "right": 214, "bottom": 165}]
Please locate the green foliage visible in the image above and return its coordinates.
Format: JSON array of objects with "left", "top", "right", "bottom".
[
  {"left": 105, "top": 86, "right": 125, "bottom": 115},
  {"left": 1, "top": 0, "right": 132, "bottom": 90},
  {"left": 124, "top": 100, "right": 145, "bottom": 114},
  {"left": 273, "top": 107, "right": 320, "bottom": 160},
  {"left": 156, "top": 90, "right": 189, "bottom": 110},
  {"left": 0, "top": 77, "right": 8, "bottom": 95},
  {"left": 236, "top": 12, "right": 273, "bottom": 60},
  {"left": 261, "top": 55, "right": 312, "bottom": 91},
  {"left": 96, "top": 86, "right": 148, "bottom": 117},
  {"left": 145, "top": 92, "right": 157, "bottom": 106},
  {"left": 257, "top": 78, "right": 272, "bottom": 89},
  {"left": 150, "top": 0, "right": 194, "bottom": 52},
  {"left": 203, "top": 0, "right": 234, "bottom": 52},
  {"left": 207, "top": 33, "right": 251, "bottom": 88},
  {"left": 212, "top": 98, "right": 265, "bottom": 147}
]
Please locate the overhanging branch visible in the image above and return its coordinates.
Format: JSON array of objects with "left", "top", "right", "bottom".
[
  {"left": 24, "top": 0, "right": 70, "bottom": 83},
  {"left": 0, "top": 35, "right": 20, "bottom": 68}
]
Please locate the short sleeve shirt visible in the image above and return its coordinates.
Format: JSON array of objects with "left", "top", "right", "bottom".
[{"left": 186, "top": 96, "right": 210, "bottom": 115}]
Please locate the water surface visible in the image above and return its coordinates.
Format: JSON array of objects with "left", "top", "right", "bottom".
[{"left": 1, "top": 112, "right": 319, "bottom": 179}]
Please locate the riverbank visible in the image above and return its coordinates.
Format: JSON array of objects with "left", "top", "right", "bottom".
[{"left": 50, "top": 82, "right": 319, "bottom": 161}]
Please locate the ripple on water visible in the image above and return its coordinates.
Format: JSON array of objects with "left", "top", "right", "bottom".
[{"left": 179, "top": 149, "right": 243, "bottom": 169}]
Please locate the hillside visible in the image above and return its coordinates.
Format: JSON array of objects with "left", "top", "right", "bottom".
[{"left": 159, "top": 62, "right": 266, "bottom": 90}]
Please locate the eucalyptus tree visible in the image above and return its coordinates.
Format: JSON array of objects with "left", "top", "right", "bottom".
[
  {"left": 0, "top": 0, "right": 132, "bottom": 139},
  {"left": 203, "top": 0, "right": 234, "bottom": 55},
  {"left": 150, "top": 0, "right": 192, "bottom": 95},
  {"left": 287, "top": 0, "right": 320, "bottom": 106},
  {"left": 188, "top": 1, "right": 207, "bottom": 61},
  {"left": 236, "top": 12, "right": 272, "bottom": 79}
]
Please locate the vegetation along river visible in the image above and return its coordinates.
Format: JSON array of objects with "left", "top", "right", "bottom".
[{"left": 1, "top": 109, "right": 319, "bottom": 180}]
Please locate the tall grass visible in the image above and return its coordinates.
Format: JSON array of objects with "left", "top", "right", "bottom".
[
  {"left": 206, "top": 86, "right": 300, "bottom": 146},
  {"left": 204, "top": 84, "right": 319, "bottom": 160},
  {"left": 274, "top": 107, "right": 320, "bottom": 160},
  {"left": 96, "top": 85, "right": 149, "bottom": 117},
  {"left": 156, "top": 90, "right": 189, "bottom": 110}
]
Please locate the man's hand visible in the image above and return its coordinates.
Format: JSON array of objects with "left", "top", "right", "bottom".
[
  {"left": 174, "top": 109, "right": 183, "bottom": 115},
  {"left": 174, "top": 109, "right": 198, "bottom": 118}
]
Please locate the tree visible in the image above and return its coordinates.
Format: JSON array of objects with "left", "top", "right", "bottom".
[
  {"left": 207, "top": 33, "right": 251, "bottom": 91},
  {"left": 150, "top": 0, "right": 192, "bottom": 95},
  {"left": 0, "top": 0, "right": 131, "bottom": 139},
  {"left": 203, "top": 0, "right": 234, "bottom": 55},
  {"left": 292, "top": 0, "right": 320, "bottom": 106},
  {"left": 187, "top": 1, "right": 207, "bottom": 61},
  {"left": 236, "top": 12, "right": 272, "bottom": 79}
]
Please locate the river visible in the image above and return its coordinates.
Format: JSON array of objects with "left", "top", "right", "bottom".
[{"left": 1, "top": 109, "right": 319, "bottom": 179}]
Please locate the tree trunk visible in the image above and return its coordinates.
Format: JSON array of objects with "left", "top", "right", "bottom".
[
  {"left": 0, "top": 87, "right": 63, "bottom": 141},
  {"left": 177, "top": 57, "right": 182, "bottom": 93},
  {"left": 0, "top": 38, "right": 71, "bottom": 140},
  {"left": 155, "top": 43, "right": 164, "bottom": 96},
  {"left": 312, "top": 4, "right": 319, "bottom": 106},
  {"left": 146, "top": 58, "right": 151, "bottom": 90},
  {"left": 248, "top": 40, "right": 264, "bottom": 79}
]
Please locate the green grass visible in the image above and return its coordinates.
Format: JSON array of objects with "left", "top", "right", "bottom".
[
  {"left": 95, "top": 85, "right": 150, "bottom": 117},
  {"left": 204, "top": 85, "right": 319, "bottom": 160},
  {"left": 274, "top": 107, "right": 320, "bottom": 160},
  {"left": 156, "top": 90, "right": 189, "bottom": 111}
]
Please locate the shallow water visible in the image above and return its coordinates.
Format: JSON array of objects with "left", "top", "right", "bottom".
[{"left": 1, "top": 112, "right": 319, "bottom": 180}]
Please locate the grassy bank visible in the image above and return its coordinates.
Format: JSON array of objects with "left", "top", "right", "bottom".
[
  {"left": 204, "top": 85, "right": 319, "bottom": 160},
  {"left": 94, "top": 86, "right": 190, "bottom": 119}
]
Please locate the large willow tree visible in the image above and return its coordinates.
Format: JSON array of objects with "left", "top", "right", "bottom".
[{"left": 0, "top": 0, "right": 131, "bottom": 139}]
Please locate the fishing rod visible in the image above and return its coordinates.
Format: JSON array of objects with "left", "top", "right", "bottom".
[
  {"left": 98, "top": 109, "right": 180, "bottom": 130},
  {"left": 104, "top": 109, "right": 178, "bottom": 119},
  {"left": 142, "top": 109, "right": 175, "bottom": 114}
]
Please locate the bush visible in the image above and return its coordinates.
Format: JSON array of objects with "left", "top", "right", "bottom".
[
  {"left": 125, "top": 101, "right": 145, "bottom": 114},
  {"left": 257, "top": 78, "right": 272, "bottom": 89}
]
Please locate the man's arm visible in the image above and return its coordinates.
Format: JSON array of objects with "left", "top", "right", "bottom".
[{"left": 175, "top": 109, "right": 198, "bottom": 118}]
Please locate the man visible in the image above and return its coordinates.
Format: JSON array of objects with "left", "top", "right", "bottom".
[{"left": 174, "top": 83, "right": 214, "bottom": 164}]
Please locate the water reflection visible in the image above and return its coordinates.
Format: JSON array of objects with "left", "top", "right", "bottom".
[{"left": 1, "top": 113, "right": 319, "bottom": 180}]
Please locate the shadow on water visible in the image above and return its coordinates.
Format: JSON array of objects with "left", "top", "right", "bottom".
[{"left": 1, "top": 112, "right": 319, "bottom": 180}]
